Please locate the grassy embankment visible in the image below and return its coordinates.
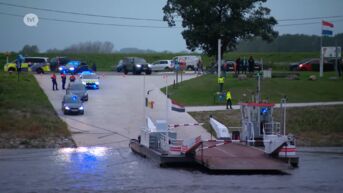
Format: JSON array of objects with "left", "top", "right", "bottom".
[
  {"left": 0, "top": 72, "right": 71, "bottom": 147},
  {"left": 164, "top": 72, "right": 343, "bottom": 106},
  {"left": 0, "top": 52, "right": 321, "bottom": 71},
  {"left": 190, "top": 106, "right": 343, "bottom": 146},
  {"left": 164, "top": 72, "right": 343, "bottom": 146}
]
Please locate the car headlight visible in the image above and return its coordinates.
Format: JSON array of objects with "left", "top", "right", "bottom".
[
  {"left": 95, "top": 82, "right": 99, "bottom": 85},
  {"left": 59, "top": 67, "right": 63, "bottom": 71},
  {"left": 82, "top": 81, "right": 86, "bottom": 85},
  {"left": 79, "top": 106, "right": 84, "bottom": 110},
  {"left": 148, "top": 64, "right": 152, "bottom": 68},
  {"left": 64, "top": 106, "right": 70, "bottom": 110},
  {"left": 69, "top": 67, "right": 75, "bottom": 71},
  {"left": 135, "top": 64, "right": 141, "bottom": 68}
]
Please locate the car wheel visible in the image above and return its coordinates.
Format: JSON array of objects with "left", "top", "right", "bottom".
[
  {"left": 80, "top": 111, "right": 84, "bottom": 115},
  {"left": 164, "top": 67, "right": 170, "bottom": 71},
  {"left": 36, "top": 68, "right": 44, "bottom": 74},
  {"left": 123, "top": 67, "right": 128, "bottom": 75},
  {"left": 187, "top": 66, "right": 194, "bottom": 71},
  {"left": 8, "top": 67, "right": 16, "bottom": 72},
  {"left": 146, "top": 70, "right": 152, "bottom": 75}
]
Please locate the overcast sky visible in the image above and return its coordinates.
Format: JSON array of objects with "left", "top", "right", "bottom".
[{"left": 0, "top": 0, "right": 343, "bottom": 52}]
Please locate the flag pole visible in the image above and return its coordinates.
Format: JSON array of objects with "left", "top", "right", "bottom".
[
  {"left": 166, "top": 75, "right": 169, "bottom": 123},
  {"left": 320, "top": 21, "right": 324, "bottom": 78}
]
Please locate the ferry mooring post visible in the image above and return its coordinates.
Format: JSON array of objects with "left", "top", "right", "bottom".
[{"left": 280, "top": 97, "right": 287, "bottom": 135}]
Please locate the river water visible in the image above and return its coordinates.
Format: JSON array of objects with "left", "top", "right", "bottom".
[{"left": 0, "top": 147, "right": 342, "bottom": 193}]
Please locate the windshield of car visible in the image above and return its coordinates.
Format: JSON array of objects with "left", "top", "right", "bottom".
[
  {"left": 135, "top": 58, "right": 146, "bottom": 63},
  {"left": 82, "top": 74, "right": 98, "bottom": 79},
  {"left": 70, "top": 84, "right": 86, "bottom": 90},
  {"left": 64, "top": 96, "right": 81, "bottom": 103},
  {"left": 25, "top": 58, "right": 47, "bottom": 63}
]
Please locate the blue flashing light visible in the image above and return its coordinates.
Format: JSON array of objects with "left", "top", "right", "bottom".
[
  {"left": 72, "top": 96, "right": 78, "bottom": 101},
  {"left": 261, "top": 107, "right": 268, "bottom": 114},
  {"left": 81, "top": 71, "right": 93, "bottom": 75}
]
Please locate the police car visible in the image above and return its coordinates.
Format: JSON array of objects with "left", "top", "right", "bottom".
[
  {"left": 80, "top": 71, "right": 100, "bottom": 89},
  {"left": 58, "top": 60, "right": 81, "bottom": 74},
  {"left": 4, "top": 57, "right": 50, "bottom": 74}
]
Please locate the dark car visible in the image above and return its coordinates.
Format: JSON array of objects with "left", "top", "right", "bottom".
[
  {"left": 59, "top": 60, "right": 81, "bottom": 74},
  {"left": 121, "top": 57, "right": 152, "bottom": 75},
  {"left": 289, "top": 58, "right": 335, "bottom": 71},
  {"left": 50, "top": 57, "right": 70, "bottom": 72},
  {"left": 75, "top": 62, "right": 91, "bottom": 74},
  {"left": 62, "top": 94, "right": 84, "bottom": 115},
  {"left": 66, "top": 82, "right": 88, "bottom": 101}
]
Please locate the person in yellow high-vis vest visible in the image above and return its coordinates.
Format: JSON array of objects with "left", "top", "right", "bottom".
[
  {"left": 218, "top": 76, "right": 224, "bottom": 92},
  {"left": 226, "top": 90, "right": 232, "bottom": 109}
]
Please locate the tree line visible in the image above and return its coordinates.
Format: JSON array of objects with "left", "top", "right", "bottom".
[{"left": 236, "top": 33, "right": 343, "bottom": 52}]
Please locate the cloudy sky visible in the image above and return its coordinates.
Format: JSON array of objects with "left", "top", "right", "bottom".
[{"left": 0, "top": 0, "right": 343, "bottom": 52}]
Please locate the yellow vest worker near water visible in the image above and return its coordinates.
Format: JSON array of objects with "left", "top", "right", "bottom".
[
  {"left": 226, "top": 90, "right": 232, "bottom": 109},
  {"left": 218, "top": 76, "right": 224, "bottom": 92}
]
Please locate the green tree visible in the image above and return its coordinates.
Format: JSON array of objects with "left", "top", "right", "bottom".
[
  {"left": 20, "top": 44, "right": 39, "bottom": 55},
  {"left": 163, "top": 0, "right": 278, "bottom": 57}
]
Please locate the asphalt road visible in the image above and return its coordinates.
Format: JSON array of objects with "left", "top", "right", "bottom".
[{"left": 35, "top": 72, "right": 211, "bottom": 147}]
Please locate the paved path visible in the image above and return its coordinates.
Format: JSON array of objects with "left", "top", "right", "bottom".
[
  {"left": 186, "top": 101, "right": 343, "bottom": 112},
  {"left": 35, "top": 73, "right": 210, "bottom": 148}
]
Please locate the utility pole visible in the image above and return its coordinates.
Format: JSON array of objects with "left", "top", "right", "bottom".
[
  {"left": 280, "top": 97, "right": 287, "bottom": 135},
  {"left": 217, "top": 39, "right": 221, "bottom": 78},
  {"left": 320, "top": 25, "right": 324, "bottom": 78}
]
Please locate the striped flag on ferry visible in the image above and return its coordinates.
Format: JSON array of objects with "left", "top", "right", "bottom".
[
  {"left": 322, "top": 20, "right": 334, "bottom": 36},
  {"left": 171, "top": 100, "right": 185, "bottom": 112}
]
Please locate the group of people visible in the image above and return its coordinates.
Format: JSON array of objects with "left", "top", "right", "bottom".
[
  {"left": 234, "top": 56, "right": 255, "bottom": 74},
  {"left": 50, "top": 73, "right": 75, "bottom": 91}
]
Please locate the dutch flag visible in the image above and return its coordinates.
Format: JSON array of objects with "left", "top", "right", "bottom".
[
  {"left": 322, "top": 20, "right": 334, "bottom": 36},
  {"left": 171, "top": 100, "right": 185, "bottom": 112}
]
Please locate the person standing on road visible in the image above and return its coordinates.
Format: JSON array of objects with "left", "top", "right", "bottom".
[
  {"left": 92, "top": 63, "right": 97, "bottom": 72},
  {"left": 226, "top": 90, "right": 232, "bottom": 109},
  {"left": 51, "top": 73, "right": 58, "bottom": 91},
  {"left": 248, "top": 56, "right": 255, "bottom": 73},
  {"left": 61, "top": 73, "right": 66, "bottom": 89},
  {"left": 70, "top": 74, "right": 76, "bottom": 82}
]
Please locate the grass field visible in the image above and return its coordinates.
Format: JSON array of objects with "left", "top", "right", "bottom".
[
  {"left": 0, "top": 72, "right": 70, "bottom": 144},
  {"left": 189, "top": 105, "right": 343, "bottom": 146},
  {"left": 0, "top": 52, "right": 322, "bottom": 72},
  {"left": 165, "top": 72, "right": 343, "bottom": 106}
]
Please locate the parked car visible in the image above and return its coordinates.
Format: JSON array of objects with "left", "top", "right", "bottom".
[
  {"left": 4, "top": 57, "right": 50, "bottom": 74},
  {"left": 289, "top": 58, "right": 335, "bottom": 71},
  {"left": 61, "top": 94, "right": 84, "bottom": 115},
  {"left": 66, "top": 82, "right": 88, "bottom": 101},
  {"left": 150, "top": 60, "right": 174, "bottom": 71},
  {"left": 50, "top": 57, "right": 70, "bottom": 72},
  {"left": 115, "top": 59, "right": 124, "bottom": 72},
  {"left": 75, "top": 62, "right": 91, "bottom": 74},
  {"left": 80, "top": 72, "right": 100, "bottom": 89},
  {"left": 121, "top": 57, "right": 152, "bottom": 75},
  {"left": 172, "top": 55, "right": 201, "bottom": 71}
]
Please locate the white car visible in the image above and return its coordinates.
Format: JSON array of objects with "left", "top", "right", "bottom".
[
  {"left": 80, "top": 72, "right": 100, "bottom": 89},
  {"left": 172, "top": 55, "right": 201, "bottom": 71},
  {"left": 150, "top": 60, "right": 174, "bottom": 71}
]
